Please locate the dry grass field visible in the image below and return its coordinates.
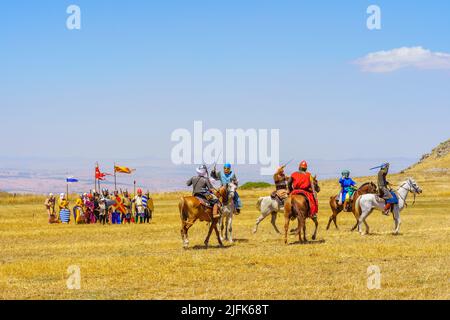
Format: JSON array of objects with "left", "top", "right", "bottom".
[{"left": 0, "top": 153, "right": 449, "bottom": 300}]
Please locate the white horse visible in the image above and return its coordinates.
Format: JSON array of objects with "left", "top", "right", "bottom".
[
  {"left": 355, "top": 177, "right": 422, "bottom": 235},
  {"left": 218, "top": 183, "right": 237, "bottom": 242},
  {"left": 253, "top": 196, "right": 282, "bottom": 234}
]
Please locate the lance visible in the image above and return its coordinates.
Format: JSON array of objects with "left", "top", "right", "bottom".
[
  {"left": 281, "top": 158, "right": 294, "bottom": 168},
  {"left": 370, "top": 163, "right": 388, "bottom": 170}
]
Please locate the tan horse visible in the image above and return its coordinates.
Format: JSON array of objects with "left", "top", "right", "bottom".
[
  {"left": 179, "top": 187, "right": 227, "bottom": 249},
  {"left": 283, "top": 176, "right": 320, "bottom": 244},
  {"left": 326, "top": 182, "right": 378, "bottom": 231}
]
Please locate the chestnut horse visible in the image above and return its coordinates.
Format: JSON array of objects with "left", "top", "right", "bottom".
[
  {"left": 326, "top": 182, "right": 378, "bottom": 231},
  {"left": 283, "top": 176, "right": 320, "bottom": 244},
  {"left": 179, "top": 187, "right": 227, "bottom": 249}
]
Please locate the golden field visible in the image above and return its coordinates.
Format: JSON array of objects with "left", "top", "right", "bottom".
[{"left": 0, "top": 155, "right": 449, "bottom": 300}]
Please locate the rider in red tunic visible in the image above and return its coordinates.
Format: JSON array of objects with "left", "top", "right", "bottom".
[{"left": 288, "top": 161, "right": 318, "bottom": 217}]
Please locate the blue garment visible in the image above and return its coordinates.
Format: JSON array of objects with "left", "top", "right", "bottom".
[
  {"left": 234, "top": 191, "right": 242, "bottom": 209},
  {"left": 386, "top": 191, "right": 399, "bottom": 204},
  {"left": 339, "top": 177, "right": 356, "bottom": 202},
  {"left": 112, "top": 211, "right": 121, "bottom": 224},
  {"left": 220, "top": 171, "right": 234, "bottom": 185}
]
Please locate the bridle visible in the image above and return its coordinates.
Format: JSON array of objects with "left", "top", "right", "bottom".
[{"left": 397, "top": 179, "right": 420, "bottom": 206}]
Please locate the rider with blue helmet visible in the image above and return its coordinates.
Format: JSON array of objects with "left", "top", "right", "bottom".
[{"left": 211, "top": 163, "right": 243, "bottom": 213}]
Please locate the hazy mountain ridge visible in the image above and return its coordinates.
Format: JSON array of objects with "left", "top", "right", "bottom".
[{"left": 0, "top": 156, "right": 418, "bottom": 194}]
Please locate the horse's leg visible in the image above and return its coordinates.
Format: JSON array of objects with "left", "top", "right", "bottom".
[
  {"left": 357, "top": 210, "right": 365, "bottom": 235},
  {"left": 213, "top": 219, "right": 224, "bottom": 247},
  {"left": 253, "top": 214, "right": 264, "bottom": 234},
  {"left": 302, "top": 217, "right": 307, "bottom": 243},
  {"left": 270, "top": 212, "right": 281, "bottom": 234},
  {"left": 219, "top": 214, "right": 224, "bottom": 241},
  {"left": 333, "top": 211, "right": 339, "bottom": 230},
  {"left": 182, "top": 219, "right": 195, "bottom": 248},
  {"left": 351, "top": 203, "right": 360, "bottom": 232},
  {"left": 393, "top": 205, "right": 401, "bottom": 234},
  {"left": 204, "top": 220, "right": 215, "bottom": 248},
  {"left": 312, "top": 215, "right": 319, "bottom": 240},
  {"left": 228, "top": 213, "right": 233, "bottom": 243},
  {"left": 327, "top": 201, "right": 340, "bottom": 230},
  {"left": 284, "top": 215, "right": 290, "bottom": 245},
  {"left": 358, "top": 209, "right": 371, "bottom": 235},
  {"left": 296, "top": 212, "right": 304, "bottom": 243}
]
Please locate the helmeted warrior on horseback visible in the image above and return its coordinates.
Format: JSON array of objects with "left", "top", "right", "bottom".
[
  {"left": 187, "top": 165, "right": 221, "bottom": 219},
  {"left": 287, "top": 160, "right": 318, "bottom": 217},
  {"left": 211, "top": 163, "right": 242, "bottom": 214},
  {"left": 376, "top": 163, "right": 395, "bottom": 215},
  {"left": 271, "top": 165, "right": 289, "bottom": 207}
]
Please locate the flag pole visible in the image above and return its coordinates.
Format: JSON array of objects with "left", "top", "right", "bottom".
[
  {"left": 94, "top": 162, "right": 97, "bottom": 193},
  {"left": 114, "top": 162, "right": 117, "bottom": 191}
]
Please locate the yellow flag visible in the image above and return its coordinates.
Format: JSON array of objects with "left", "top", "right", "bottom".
[{"left": 114, "top": 165, "right": 134, "bottom": 174}]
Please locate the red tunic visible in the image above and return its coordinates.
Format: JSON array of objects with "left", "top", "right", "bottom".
[
  {"left": 291, "top": 172, "right": 312, "bottom": 192},
  {"left": 290, "top": 171, "right": 318, "bottom": 216}
]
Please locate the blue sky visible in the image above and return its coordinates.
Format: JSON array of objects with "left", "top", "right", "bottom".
[{"left": 1, "top": 0, "right": 449, "bottom": 165}]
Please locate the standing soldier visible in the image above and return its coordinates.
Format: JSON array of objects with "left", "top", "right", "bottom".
[
  {"left": 122, "top": 191, "right": 132, "bottom": 224},
  {"left": 133, "top": 188, "right": 146, "bottom": 224},
  {"left": 44, "top": 193, "right": 57, "bottom": 224}
]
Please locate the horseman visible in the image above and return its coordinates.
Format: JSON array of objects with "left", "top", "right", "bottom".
[
  {"left": 288, "top": 160, "right": 318, "bottom": 217},
  {"left": 211, "top": 163, "right": 242, "bottom": 213},
  {"left": 271, "top": 165, "right": 289, "bottom": 207},
  {"left": 377, "top": 162, "right": 394, "bottom": 215},
  {"left": 338, "top": 170, "right": 357, "bottom": 210},
  {"left": 187, "top": 165, "right": 220, "bottom": 219}
]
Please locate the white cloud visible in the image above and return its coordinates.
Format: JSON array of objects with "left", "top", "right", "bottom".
[{"left": 354, "top": 46, "right": 450, "bottom": 73}]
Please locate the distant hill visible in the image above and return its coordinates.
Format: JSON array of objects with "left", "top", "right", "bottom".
[
  {"left": 403, "top": 138, "right": 450, "bottom": 173},
  {"left": 240, "top": 182, "right": 273, "bottom": 190}
]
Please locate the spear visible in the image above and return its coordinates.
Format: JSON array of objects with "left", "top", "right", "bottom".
[{"left": 280, "top": 158, "right": 294, "bottom": 169}]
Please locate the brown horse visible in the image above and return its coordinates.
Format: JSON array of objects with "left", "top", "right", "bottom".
[
  {"left": 283, "top": 176, "right": 321, "bottom": 244},
  {"left": 179, "top": 187, "right": 227, "bottom": 249},
  {"left": 326, "top": 182, "right": 377, "bottom": 231}
]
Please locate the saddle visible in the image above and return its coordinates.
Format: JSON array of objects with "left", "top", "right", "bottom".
[
  {"left": 271, "top": 190, "right": 287, "bottom": 207},
  {"left": 195, "top": 195, "right": 213, "bottom": 208}
]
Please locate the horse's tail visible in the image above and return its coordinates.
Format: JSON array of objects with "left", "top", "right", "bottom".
[
  {"left": 256, "top": 197, "right": 263, "bottom": 211},
  {"left": 179, "top": 197, "right": 188, "bottom": 222},
  {"left": 354, "top": 196, "right": 362, "bottom": 218}
]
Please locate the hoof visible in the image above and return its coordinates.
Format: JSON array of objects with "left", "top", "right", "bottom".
[
  {"left": 252, "top": 228, "right": 257, "bottom": 234},
  {"left": 312, "top": 235, "right": 316, "bottom": 241}
]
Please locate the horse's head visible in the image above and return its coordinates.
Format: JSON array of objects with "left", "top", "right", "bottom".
[
  {"left": 402, "top": 178, "right": 422, "bottom": 194},
  {"left": 312, "top": 175, "right": 320, "bottom": 193},
  {"left": 226, "top": 182, "right": 237, "bottom": 200},
  {"left": 357, "top": 182, "right": 378, "bottom": 194}
]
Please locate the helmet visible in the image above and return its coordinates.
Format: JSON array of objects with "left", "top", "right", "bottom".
[
  {"left": 196, "top": 165, "right": 207, "bottom": 176},
  {"left": 299, "top": 160, "right": 308, "bottom": 170},
  {"left": 49, "top": 193, "right": 54, "bottom": 197},
  {"left": 137, "top": 188, "right": 143, "bottom": 195},
  {"left": 341, "top": 170, "right": 350, "bottom": 177},
  {"left": 224, "top": 163, "right": 231, "bottom": 169}
]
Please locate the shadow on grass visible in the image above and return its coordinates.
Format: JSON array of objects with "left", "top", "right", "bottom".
[
  {"left": 288, "top": 239, "right": 326, "bottom": 246},
  {"left": 232, "top": 238, "right": 249, "bottom": 243},
  {"left": 190, "top": 244, "right": 233, "bottom": 250}
]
